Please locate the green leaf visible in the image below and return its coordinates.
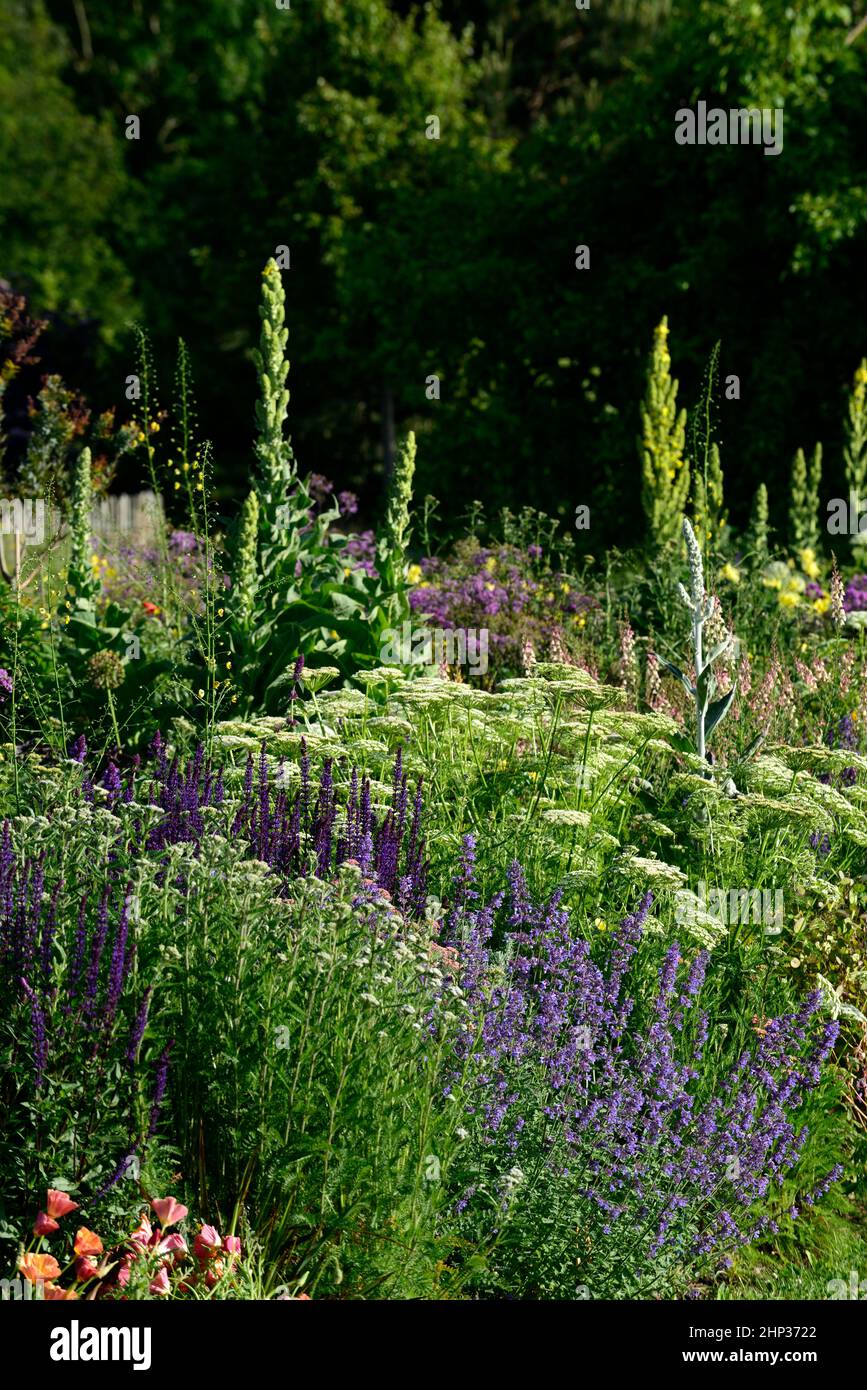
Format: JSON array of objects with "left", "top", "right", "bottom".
[
  {"left": 704, "top": 685, "right": 736, "bottom": 743},
  {"left": 657, "top": 657, "right": 695, "bottom": 698}
]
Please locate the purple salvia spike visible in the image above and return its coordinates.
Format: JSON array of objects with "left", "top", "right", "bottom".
[
  {"left": 300, "top": 737, "right": 311, "bottom": 831},
  {"left": 104, "top": 888, "right": 132, "bottom": 1033},
  {"left": 20, "top": 976, "right": 47, "bottom": 1089},
  {"left": 40, "top": 878, "right": 63, "bottom": 985},
  {"left": 83, "top": 887, "right": 111, "bottom": 1023},
  {"left": 125, "top": 987, "right": 152, "bottom": 1068},
  {"left": 147, "top": 1043, "right": 172, "bottom": 1137}
]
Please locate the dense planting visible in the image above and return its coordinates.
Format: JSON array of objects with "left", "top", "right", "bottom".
[{"left": 1, "top": 266, "right": 866, "bottom": 1302}]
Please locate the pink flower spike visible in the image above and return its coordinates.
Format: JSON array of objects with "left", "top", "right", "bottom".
[
  {"left": 224, "top": 1235, "right": 242, "bottom": 1258},
  {"left": 34, "top": 1211, "right": 60, "bottom": 1236},
  {"left": 151, "top": 1196, "right": 188, "bottom": 1228},
  {"left": 149, "top": 1266, "right": 171, "bottom": 1296}
]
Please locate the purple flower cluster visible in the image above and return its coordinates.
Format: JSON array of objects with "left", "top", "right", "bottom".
[
  {"left": 344, "top": 528, "right": 378, "bottom": 578},
  {"left": 0, "top": 667, "right": 12, "bottom": 703},
  {"left": 844, "top": 575, "right": 867, "bottom": 612},
  {"left": 408, "top": 540, "right": 596, "bottom": 677},
  {"left": 229, "top": 742, "right": 428, "bottom": 918},
  {"left": 445, "top": 862, "right": 842, "bottom": 1284},
  {"left": 78, "top": 733, "right": 428, "bottom": 920}
]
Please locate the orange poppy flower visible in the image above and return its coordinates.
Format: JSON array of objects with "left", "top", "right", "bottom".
[
  {"left": 73, "top": 1227, "right": 104, "bottom": 1258},
  {"left": 19, "top": 1252, "right": 61, "bottom": 1284}
]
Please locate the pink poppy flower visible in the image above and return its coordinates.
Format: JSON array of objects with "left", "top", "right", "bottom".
[
  {"left": 193, "top": 1224, "right": 221, "bottom": 1261},
  {"left": 129, "top": 1212, "right": 153, "bottom": 1248},
  {"left": 74, "top": 1255, "right": 101, "bottom": 1283},
  {"left": 46, "top": 1189, "right": 79, "bottom": 1221},
  {"left": 224, "top": 1235, "right": 242, "bottom": 1259},
  {"left": 151, "top": 1196, "right": 188, "bottom": 1228},
  {"left": 155, "top": 1231, "right": 188, "bottom": 1258},
  {"left": 33, "top": 1211, "right": 60, "bottom": 1236},
  {"left": 149, "top": 1266, "right": 171, "bottom": 1296}
]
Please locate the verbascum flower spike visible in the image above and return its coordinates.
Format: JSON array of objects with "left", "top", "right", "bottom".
[
  {"left": 844, "top": 358, "right": 867, "bottom": 503},
  {"left": 747, "top": 482, "right": 769, "bottom": 566},
  {"left": 639, "top": 317, "right": 691, "bottom": 550},
  {"left": 789, "top": 443, "right": 822, "bottom": 551},
  {"left": 66, "top": 447, "right": 99, "bottom": 604},
  {"left": 379, "top": 431, "right": 417, "bottom": 626},
  {"left": 233, "top": 489, "right": 259, "bottom": 630}
]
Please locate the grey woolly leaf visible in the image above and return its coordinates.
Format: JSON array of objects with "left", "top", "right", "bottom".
[
  {"left": 704, "top": 685, "right": 737, "bottom": 742},
  {"left": 676, "top": 582, "right": 695, "bottom": 610}
]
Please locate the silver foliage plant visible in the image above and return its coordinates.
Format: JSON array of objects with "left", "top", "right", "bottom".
[{"left": 658, "top": 517, "right": 736, "bottom": 766}]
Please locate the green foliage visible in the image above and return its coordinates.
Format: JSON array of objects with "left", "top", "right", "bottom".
[{"left": 0, "top": 1, "right": 134, "bottom": 339}]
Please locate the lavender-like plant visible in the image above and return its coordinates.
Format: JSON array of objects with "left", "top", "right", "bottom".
[{"left": 444, "top": 855, "right": 842, "bottom": 1298}]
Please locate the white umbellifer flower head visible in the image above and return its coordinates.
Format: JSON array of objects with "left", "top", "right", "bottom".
[{"left": 540, "top": 809, "right": 592, "bottom": 828}]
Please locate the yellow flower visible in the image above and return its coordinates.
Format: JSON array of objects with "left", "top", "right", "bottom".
[
  {"left": 560, "top": 582, "right": 570, "bottom": 594},
  {"left": 197, "top": 688, "right": 205, "bottom": 698},
  {"left": 799, "top": 547, "right": 820, "bottom": 580},
  {"left": 407, "top": 564, "right": 423, "bottom": 584},
  {"left": 484, "top": 556, "right": 497, "bottom": 573},
  {"left": 813, "top": 597, "right": 830, "bottom": 615},
  {"left": 225, "top": 661, "right": 232, "bottom": 670},
  {"left": 719, "top": 562, "right": 740, "bottom": 585},
  {"left": 594, "top": 919, "right": 607, "bottom": 933},
  {"left": 762, "top": 576, "right": 782, "bottom": 591},
  {"left": 217, "top": 607, "right": 224, "bottom": 617},
  {"left": 778, "top": 591, "right": 801, "bottom": 609}
]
